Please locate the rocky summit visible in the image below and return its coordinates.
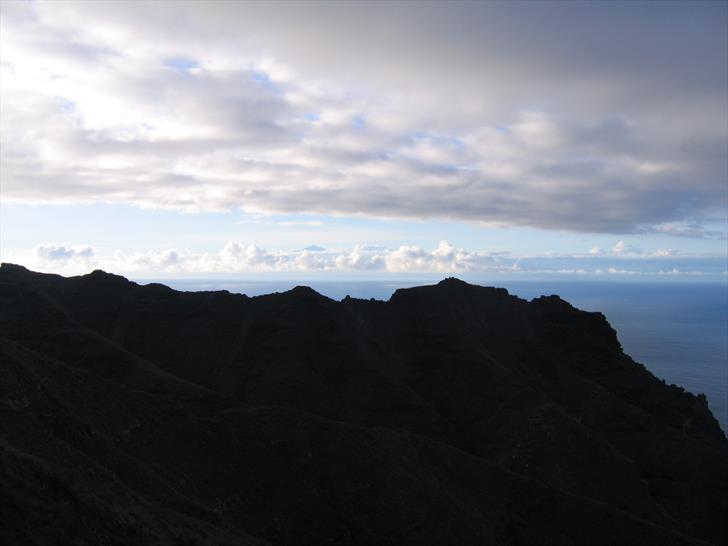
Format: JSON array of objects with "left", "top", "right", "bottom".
[{"left": 1, "top": 263, "right": 726, "bottom": 545}]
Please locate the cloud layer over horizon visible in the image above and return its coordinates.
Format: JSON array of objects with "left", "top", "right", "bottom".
[
  {"left": 1, "top": 1, "right": 726, "bottom": 236},
  {"left": 7, "top": 239, "right": 722, "bottom": 280}
]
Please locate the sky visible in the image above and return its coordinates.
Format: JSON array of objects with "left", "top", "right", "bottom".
[{"left": 0, "top": 0, "right": 726, "bottom": 280}]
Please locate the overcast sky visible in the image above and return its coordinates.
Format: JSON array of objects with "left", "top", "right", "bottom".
[{"left": 1, "top": 0, "right": 726, "bottom": 278}]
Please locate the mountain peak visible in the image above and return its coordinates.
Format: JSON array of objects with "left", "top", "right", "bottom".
[
  {"left": 286, "top": 285, "right": 330, "bottom": 301},
  {"left": 291, "top": 284, "right": 318, "bottom": 294},
  {"left": 437, "top": 276, "right": 470, "bottom": 287},
  {"left": 0, "top": 262, "right": 30, "bottom": 274},
  {"left": 531, "top": 294, "right": 573, "bottom": 309},
  {"left": 82, "top": 269, "right": 133, "bottom": 285}
]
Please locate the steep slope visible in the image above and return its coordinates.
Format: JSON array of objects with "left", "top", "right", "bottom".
[
  {"left": 0, "top": 338, "right": 708, "bottom": 546},
  {"left": 1, "top": 263, "right": 725, "bottom": 545},
  {"left": 344, "top": 279, "right": 728, "bottom": 541}
]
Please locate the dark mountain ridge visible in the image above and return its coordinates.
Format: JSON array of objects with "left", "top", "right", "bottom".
[{"left": 1, "top": 263, "right": 726, "bottom": 545}]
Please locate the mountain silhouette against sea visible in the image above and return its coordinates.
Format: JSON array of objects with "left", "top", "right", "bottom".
[{"left": 1, "top": 263, "right": 726, "bottom": 545}]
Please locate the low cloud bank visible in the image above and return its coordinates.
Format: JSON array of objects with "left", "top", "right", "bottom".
[
  {"left": 110, "top": 240, "right": 509, "bottom": 274},
  {"left": 8, "top": 241, "right": 725, "bottom": 279}
]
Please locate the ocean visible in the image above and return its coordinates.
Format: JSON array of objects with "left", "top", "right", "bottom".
[{"left": 154, "top": 279, "right": 728, "bottom": 432}]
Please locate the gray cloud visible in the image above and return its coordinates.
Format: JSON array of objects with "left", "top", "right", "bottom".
[
  {"left": 34, "top": 243, "right": 94, "bottom": 261},
  {"left": 1, "top": 1, "right": 725, "bottom": 233},
  {"left": 30, "top": 243, "right": 97, "bottom": 272}
]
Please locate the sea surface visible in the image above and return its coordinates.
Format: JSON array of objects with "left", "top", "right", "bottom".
[{"left": 155, "top": 279, "right": 728, "bottom": 432}]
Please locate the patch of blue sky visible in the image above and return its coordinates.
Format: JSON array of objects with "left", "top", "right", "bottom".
[
  {"left": 164, "top": 57, "right": 199, "bottom": 73},
  {"left": 250, "top": 70, "right": 283, "bottom": 95},
  {"left": 1, "top": 202, "right": 725, "bottom": 278},
  {"left": 0, "top": 203, "right": 397, "bottom": 255},
  {"left": 0, "top": 202, "right": 234, "bottom": 255},
  {"left": 407, "top": 131, "right": 465, "bottom": 150},
  {"left": 54, "top": 96, "right": 76, "bottom": 113},
  {"left": 517, "top": 256, "right": 728, "bottom": 275},
  {"left": 250, "top": 70, "right": 269, "bottom": 82},
  {"left": 322, "top": 216, "right": 727, "bottom": 259},
  {"left": 53, "top": 96, "right": 81, "bottom": 126}
]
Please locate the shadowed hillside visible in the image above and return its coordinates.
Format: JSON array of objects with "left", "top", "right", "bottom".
[{"left": 1, "top": 263, "right": 726, "bottom": 545}]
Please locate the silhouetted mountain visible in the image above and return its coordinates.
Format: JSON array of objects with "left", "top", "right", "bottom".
[{"left": 1, "top": 263, "right": 726, "bottom": 545}]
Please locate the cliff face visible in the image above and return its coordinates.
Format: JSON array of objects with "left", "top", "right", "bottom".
[{"left": 1, "top": 263, "right": 726, "bottom": 545}]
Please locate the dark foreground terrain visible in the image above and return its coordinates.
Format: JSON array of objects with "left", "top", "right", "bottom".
[{"left": 1, "top": 263, "right": 726, "bottom": 545}]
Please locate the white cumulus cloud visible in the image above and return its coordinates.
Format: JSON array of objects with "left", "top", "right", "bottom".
[
  {"left": 33, "top": 240, "right": 510, "bottom": 275},
  {"left": 30, "top": 243, "right": 97, "bottom": 273},
  {"left": 6, "top": 240, "right": 725, "bottom": 278}
]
